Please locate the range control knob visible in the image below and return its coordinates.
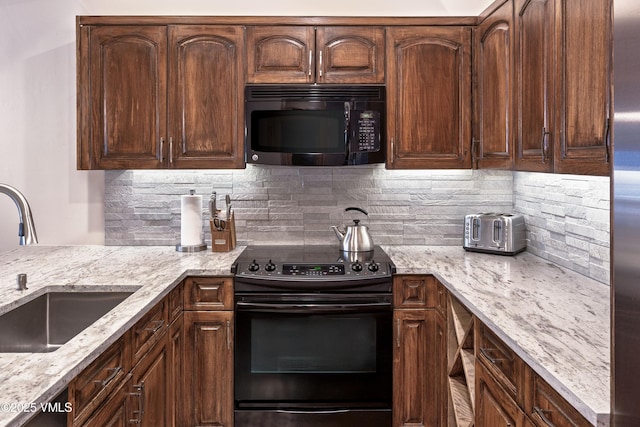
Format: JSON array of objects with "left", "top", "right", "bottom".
[
  {"left": 351, "top": 261, "right": 363, "bottom": 272},
  {"left": 367, "top": 261, "right": 380, "bottom": 272},
  {"left": 248, "top": 260, "right": 260, "bottom": 272},
  {"left": 265, "top": 260, "right": 276, "bottom": 272}
]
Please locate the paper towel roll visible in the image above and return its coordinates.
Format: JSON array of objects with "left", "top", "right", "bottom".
[{"left": 181, "top": 194, "right": 203, "bottom": 246}]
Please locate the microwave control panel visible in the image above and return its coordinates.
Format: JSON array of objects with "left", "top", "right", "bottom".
[{"left": 352, "top": 110, "right": 380, "bottom": 152}]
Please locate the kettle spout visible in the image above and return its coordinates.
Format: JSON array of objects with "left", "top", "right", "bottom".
[{"left": 331, "top": 225, "right": 345, "bottom": 241}]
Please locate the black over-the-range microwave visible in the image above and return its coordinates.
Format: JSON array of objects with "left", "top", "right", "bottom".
[{"left": 245, "top": 85, "right": 386, "bottom": 166}]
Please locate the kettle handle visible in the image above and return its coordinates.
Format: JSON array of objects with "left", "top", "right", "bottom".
[{"left": 345, "top": 207, "right": 368, "bottom": 216}]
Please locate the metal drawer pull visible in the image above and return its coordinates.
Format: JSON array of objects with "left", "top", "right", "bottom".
[
  {"left": 479, "top": 347, "right": 505, "bottom": 365},
  {"left": 93, "top": 366, "right": 122, "bottom": 388},
  {"left": 226, "top": 320, "right": 231, "bottom": 351},
  {"left": 130, "top": 381, "right": 146, "bottom": 425},
  {"left": 533, "top": 406, "right": 557, "bottom": 427},
  {"left": 144, "top": 319, "right": 165, "bottom": 333}
]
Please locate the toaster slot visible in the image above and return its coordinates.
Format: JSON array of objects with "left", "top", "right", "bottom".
[
  {"left": 493, "top": 219, "right": 503, "bottom": 245},
  {"left": 472, "top": 217, "right": 481, "bottom": 241}
]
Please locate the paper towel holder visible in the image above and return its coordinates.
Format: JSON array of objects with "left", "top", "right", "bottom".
[
  {"left": 176, "top": 242, "right": 207, "bottom": 252},
  {"left": 176, "top": 189, "right": 207, "bottom": 252}
]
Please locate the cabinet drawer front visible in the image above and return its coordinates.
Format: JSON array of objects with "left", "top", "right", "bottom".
[
  {"left": 131, "top": 298, "right": 168, "bottom": 363},
  {"left": 69, "top": 336, "right": 131, "bottom": 424},
  {"left": 476, "top": 362, "right": 526, "bottom": 427},
  {"left": 476, "top": 322, "right": 525, "bottom": 404},
  {"left": 393, "top": 275, "right": 446, "bottom": 311},
  {"left": 529, "top": 375, "right": 591, "bottom": 427},
  {"left": 184, "top": 276, "right": 234, "bottom": 311}
]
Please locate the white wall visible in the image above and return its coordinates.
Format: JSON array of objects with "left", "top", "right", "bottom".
[{"left": 0, "top": 0, "right": 499, "bottom": 253}]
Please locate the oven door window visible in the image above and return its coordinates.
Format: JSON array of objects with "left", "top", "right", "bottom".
[
  {"left": 251, "top": 110, "right": 345, "bottom": 154},
  {"left": 235, "top": 308, "right": 392, "bottom": 407},
  {"left": 251, "top": 315, "right": 376, "bottom": 374}
]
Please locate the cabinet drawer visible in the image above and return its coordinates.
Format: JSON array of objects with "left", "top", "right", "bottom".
[
  {"left": 528, "top": 374, "right": 591, "bottom": 427},
  {"left": 131, "top": 298, "right": 168, "bottom": 363},
  {"left": 476, "top": 322, "right": 525, "bottom": 405},
  {"left": 393, "top": 275, "right": 446, "bottom": 312},
  {"left": 184, "top": 276, "right": 234, "bottom": 311},
  {"left": 68, "top": 335, "right": 131, "bottom": 425}
]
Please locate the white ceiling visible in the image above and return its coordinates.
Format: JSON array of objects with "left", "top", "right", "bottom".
[{"left": 77, "top": 0, "right": 497, "bottom": 17}]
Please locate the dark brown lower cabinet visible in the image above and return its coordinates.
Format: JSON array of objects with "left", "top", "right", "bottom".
[
  {"left": 476, "top": 362, "right": 531, "bottom": 427},
  {"left": 80, "top": 375, "right": 134, "bottom": 427},
  {"left": 393, "top": 275, "right": 446, "bottom": 427},
  {"left": 131, "top": 332, "right": 171, "bottom": 426},
  {"left": 183, "top": 311, "right": 234, "bottom": 427}
]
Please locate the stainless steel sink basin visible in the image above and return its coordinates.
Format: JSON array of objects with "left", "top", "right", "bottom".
[{"left": 0, "top": 291, "right": 134, "bottom": 353}]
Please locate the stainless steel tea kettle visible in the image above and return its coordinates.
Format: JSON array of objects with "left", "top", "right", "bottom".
[{"left": 331, "top": 207, "right": 374, "bottom": 252}]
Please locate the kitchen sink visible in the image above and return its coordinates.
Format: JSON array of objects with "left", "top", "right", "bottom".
[{"left": 0, "top": 291, "right": 135, "bottom": 353}]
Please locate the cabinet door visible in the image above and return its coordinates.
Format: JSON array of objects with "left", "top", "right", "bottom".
[
  {"left": 386, "top": 26, "right": 472, "bottom": 169},
  {"left": 315, "top": 26, "right": 385, "bottom": 83},
  {"left": 79, "top": 376, "right": 133, "bottom": 427},
  {"left": 393, "top": 309, "right": 444, "bottom": 427},
  {"left": 514, "top": 0, "right": 555, "bottom": 172},
  {"left": 553, "top": 0, "right": 611, "bottom": 175},
  {"left": 169, "top": 26, "right": 245, "bottom": 168},
  {"left": 183, "top": 311, "right": 233, "bottom": 427},
  {"left": 476, "top": 362, "right": 527, "bottom": 427},
  {"left": 79, "top": 25, "right": 167, "bottom": 169},
  {"left": 131, "top": 332, "right": 171, "bottom": 427},
  {"left": 474, "top": 0, "right": 514, "bottom": 169},
  {"left": 246, "top": 26, "right": 315, "bottom": 83}
]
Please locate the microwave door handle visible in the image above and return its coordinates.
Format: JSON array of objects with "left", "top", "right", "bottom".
[{"left": 344, "top": 102, "right": 351, "bottom": 160}]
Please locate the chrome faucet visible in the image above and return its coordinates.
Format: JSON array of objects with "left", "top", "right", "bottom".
[{"left": 0, "top": 184, "right": 38, "bottom": 245}]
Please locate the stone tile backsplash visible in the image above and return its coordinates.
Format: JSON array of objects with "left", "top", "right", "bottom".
[{"left": 105, "top": 166, "right": 610, "bottom": 284}]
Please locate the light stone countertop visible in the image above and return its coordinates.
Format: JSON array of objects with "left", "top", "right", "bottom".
[
  {"left": 0, "top": 245, "right": 610, "bottom": 426},
  {"left": 381, "top": 245, "right": 610, "bottom": 427}
]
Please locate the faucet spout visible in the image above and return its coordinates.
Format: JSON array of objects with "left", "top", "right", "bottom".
[{"left": 0, "top": 184, "right": 38, "bottom": 245}]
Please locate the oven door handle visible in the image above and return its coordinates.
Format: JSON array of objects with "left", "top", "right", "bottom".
[
  {"left": 276, "top": 409, "right": 351, "bottom": 415},
  {"left": 235, "top": 301, "right": 391, "bottom": 313}
]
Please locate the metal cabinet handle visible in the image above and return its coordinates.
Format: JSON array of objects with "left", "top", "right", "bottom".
[
  {"left": 93, "top": 366, "right": 122, "bottom": 388},
  {"left": 226, "top": 320, "right": 231, "bottom": 351},
  {"left": 479, "top": 347, "right": 504, "bottom": 365},
  {"left": 472, "top": 138, "right": 480, "bottom": 168},
  {"left": 541, "top": 127, "right": 551, "bottom": 162},
  {"left": 130, "top": 381, "right": 146, "bottom": 425},
  {"left": 604, "top": 117, "right": 611, "bottom": 163},
  {"left": 318, "top": 50, "right": 323, "bottom": 78},
  {"left": 396, "top": 319, "right": 401, "bottom": 348},
  {"left": 144, "top": 319, "right": 165, "bottom": 333},
  {"left": 308, "top": 50, "right": 313, "bottom": 77},
  {"left": 159, "top": 137, "right": 164, "bottom": 162},
  {"left": 169, "top": 137, "right": 174, "bottom": 164},
  {"left": 533, "top": 406, "right": 557, "bottom": 427}
]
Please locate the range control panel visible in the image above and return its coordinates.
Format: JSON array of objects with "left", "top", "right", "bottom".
[
  {"left": 283, "top": 264, "right": 345, "bottom": 276},
  {"left": 235, "top": 260, "right": 389, "bottom": 278}
]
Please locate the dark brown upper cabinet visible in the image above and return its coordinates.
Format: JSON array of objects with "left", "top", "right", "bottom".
[
  {"left": 386, "top": 26, "right": 472, "bottom": 169},
  {"left": 246, "top": 26, "right": 385, "bottom": 84},
  {"left": 77, "top": 22, "right": 245, "bottom": 170},
  {"left": 473, "top": 0, "right": 514, "bottom": 170},
  {"left": 514, "top": 0, "right": 611, "bottom": 175}
]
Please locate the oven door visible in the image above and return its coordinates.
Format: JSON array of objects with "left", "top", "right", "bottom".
[{"left": 234, "top": 293, "right": 392, "bottom": 410}]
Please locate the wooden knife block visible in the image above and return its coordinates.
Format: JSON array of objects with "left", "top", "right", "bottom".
[{"left": 209, "top": 212, "right": 237, "bottom": 252}]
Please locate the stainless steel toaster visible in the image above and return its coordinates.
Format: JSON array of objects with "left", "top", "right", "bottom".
[{"left": 463, "top": 213, "right": 526, "bottom": 255}]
